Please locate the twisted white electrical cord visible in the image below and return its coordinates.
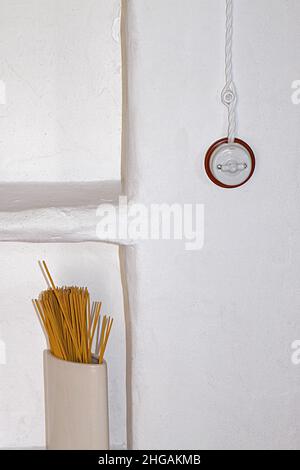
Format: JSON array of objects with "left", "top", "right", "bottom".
[{"left": 221, "top": 0, "right": 236, "bottom": 143}]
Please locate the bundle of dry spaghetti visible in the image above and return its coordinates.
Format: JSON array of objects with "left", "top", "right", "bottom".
[{"left": 33, "top": 261, "right": 113, "bottom": 364}]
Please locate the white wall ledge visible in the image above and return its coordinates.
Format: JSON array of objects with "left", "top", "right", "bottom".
[
  {"left": 0, "top": 181, "right": 121, "bottom": 212},
  {"left": 0, "top": 181, "right": 130, "bottom": 244}
]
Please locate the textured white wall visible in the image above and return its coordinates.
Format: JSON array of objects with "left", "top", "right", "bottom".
[
  {"left": 0, "top": 0, "right": 125, "bottom": 450},
  {"left": 0, "top": 243, "right": 126, "bottom": 449},
  {"left": 0, "top": 0, "right": 121, "bottom": 181},
  {"left": 124, "top": 0, "right": 300, "bottom": 449}
]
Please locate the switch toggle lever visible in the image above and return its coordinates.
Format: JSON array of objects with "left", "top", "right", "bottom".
[{"left": 217, "top": 160, "right": 247, "bottom": 174}]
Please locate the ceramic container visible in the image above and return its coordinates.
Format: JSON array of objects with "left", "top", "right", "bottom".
[{"left": 43, "top": 350, "right": 109, "bottom": 450}]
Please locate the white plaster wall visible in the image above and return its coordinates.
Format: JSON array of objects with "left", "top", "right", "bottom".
[
  {"left": 0, "top": 243, "right": 126, "bottom": 449},
  {"left": 0, "top": 0, "right": 126, "bottom": 450},
  {"left": 124, "top": 0, "right": 300, "bottom": 449},
  {"left": 0, "top": 0, "right": 121, "bottom": 181}
]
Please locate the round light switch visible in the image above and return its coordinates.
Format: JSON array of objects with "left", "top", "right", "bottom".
[{"left": 205, "top": 138, "right": 255, "bottom": 188}]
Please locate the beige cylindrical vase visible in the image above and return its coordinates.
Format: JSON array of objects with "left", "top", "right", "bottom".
[{"left": 43, "top": 350, "right": 109, "bottom": 450}]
